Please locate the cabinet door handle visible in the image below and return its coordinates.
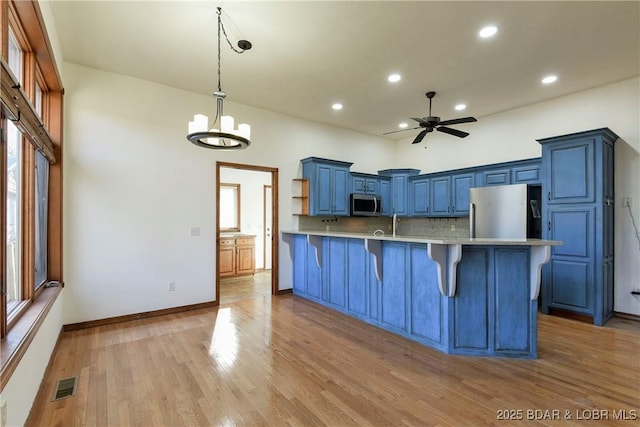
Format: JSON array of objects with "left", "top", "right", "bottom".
[
  {"left": 548, "top": 191, "right": 551, "bottom": 201},
  {"left": 548, "top": 220, "right": 551, "bottom": 231}
]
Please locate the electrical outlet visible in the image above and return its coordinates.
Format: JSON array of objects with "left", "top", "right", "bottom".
[
  {"left": 450, "top": 224, "right": 456, "bottom": 231},
  {"left": 168, "top": 282, "right": 176, "bottom": 292},
  {"left": 190, "top": 227, "right": 200, "bottom": 236},
  {"left": 622, "top": 197, "right": 632, "bottom": 207}
]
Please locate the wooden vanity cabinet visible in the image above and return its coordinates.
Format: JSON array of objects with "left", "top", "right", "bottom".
[{"left": 219, "top": 235, "right": 255, "bottom": 277}]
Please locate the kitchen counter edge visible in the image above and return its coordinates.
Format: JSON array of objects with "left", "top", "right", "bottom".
[{"left": 281, "top": 230, "right": 562, "bottom": 246}]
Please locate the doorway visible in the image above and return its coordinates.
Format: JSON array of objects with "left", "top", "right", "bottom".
[{"left": 216, "top": 162, "right": 279, "bottom": 304}]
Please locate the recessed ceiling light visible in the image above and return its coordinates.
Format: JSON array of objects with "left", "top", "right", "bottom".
[
  {"left": 455, "top": 104, "right": 467, "bottom": 111},
  {"left": 542, "top": 75, "right": 558, "bottom": 84},
  {"left": 331, "top": 103, "right": 343, "bottom": 110},
  {"left": 399, "top": 122, "right": 408, "bottom": 128},
  {"left": 479, "top": 25, "right": 498, "bottom": 38},
  {"left": 388, "top": 74, "right": 402, "bottom": 83}
]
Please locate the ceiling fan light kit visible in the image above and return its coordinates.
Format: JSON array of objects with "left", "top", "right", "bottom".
[
  {"left": 383, "top": 91, "right": 477, "bottom": 145},
  {"left": 187, "top": 7, "right": 252, "bottom": 150}
]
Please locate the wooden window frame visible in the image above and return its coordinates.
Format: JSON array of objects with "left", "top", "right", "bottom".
[
  {"left": 219, "top": 183, "right": 241, "bottom": 232},
  {"left": 1, "top": 0, "right": 64, "bottom": 391}
]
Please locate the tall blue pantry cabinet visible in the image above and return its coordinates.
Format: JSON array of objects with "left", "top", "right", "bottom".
[{"left": 538, "top": 128, "right": 617, "bottom": 326}]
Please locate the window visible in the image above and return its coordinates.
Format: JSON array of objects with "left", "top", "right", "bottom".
[
  {"left": 1, "top": 0, "right": 63, "bottom": 382},
  {"left": 34, "top": 151, "right": 49, "bottom": 290},
  {"left": 220, "top": 183, "right": 241, "bottom": 232},
  {"left": 5, "top": 121, "right": 22, "bottom": 315},
  {"left": 35, "top": 82, "right": 43, "bottom": 117},
  {"left": 7, "top": 29, "right": 22, "bottom": 82}
]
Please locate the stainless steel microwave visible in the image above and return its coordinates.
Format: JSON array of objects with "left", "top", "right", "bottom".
[{"left": 350, "top": 193, "right": 381, "bottom": 216}]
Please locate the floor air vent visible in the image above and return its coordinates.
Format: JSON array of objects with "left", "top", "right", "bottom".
[{"left": 52, "top": 377, "right": 77, "bottom": 401}]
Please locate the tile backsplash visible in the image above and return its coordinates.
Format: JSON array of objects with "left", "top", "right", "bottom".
[{"left": 298, "top": 216, "right": 470, "bottom": 238}]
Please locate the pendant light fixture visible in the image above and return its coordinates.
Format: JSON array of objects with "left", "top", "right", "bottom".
[{"left": 187, "top": 7, "right": 252, "bottom": 150}]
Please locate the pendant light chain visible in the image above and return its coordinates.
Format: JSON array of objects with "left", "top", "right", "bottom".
[{"left": 217, "top": 8, "right": 222, "bottom": 93}]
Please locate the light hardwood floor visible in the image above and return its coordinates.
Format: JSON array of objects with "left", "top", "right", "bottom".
[
  {"left": 27, "top": 295, "right": 639, "bottom": 426},
  {"left": 220, "top": 271, "right": 272, "bottom": 304}
]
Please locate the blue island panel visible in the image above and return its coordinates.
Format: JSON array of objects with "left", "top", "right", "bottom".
[
  {"left": 381, "top": 243, "right": 408, "bottom": 332},
  {"left": 453, "top": 248, "right": 490, "bottom": 352},
  {"left": 293, "top": 234, "right": 322, "bottom": 300},
  {"left": 293, "top": 235, "right": 306, "bottom": 294},
  {"left": 410, "top": 245, "right": 443, "bottom": 345},
  {"left": 326, "top": 238, "right": 347, "bottom": 308},
  {"left": 495, "top": 248, "right": 531, "bottom": 353},
  {"left": 347, "top": 239, "right": 368, "bottom": 316}
]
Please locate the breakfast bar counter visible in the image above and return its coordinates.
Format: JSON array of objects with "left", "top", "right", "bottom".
[{"left": 282, "top": 230, "right": 561, "bottom": 359}]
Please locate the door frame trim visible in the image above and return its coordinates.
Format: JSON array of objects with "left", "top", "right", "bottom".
[
  {"left": 263, "top": 184, "right": 272, "bottom": 271},
  {"left": 215, "top": 162, "right": 279, "bottom": 304}
]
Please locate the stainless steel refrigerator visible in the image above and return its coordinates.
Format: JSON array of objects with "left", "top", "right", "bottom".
[{"left": 469, "top": 184, "right": 542, "bottom": 239}]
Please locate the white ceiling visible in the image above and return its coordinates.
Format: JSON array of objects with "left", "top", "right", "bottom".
[{"left": 49, "top": 1, "right": 639, "bottom": 140}]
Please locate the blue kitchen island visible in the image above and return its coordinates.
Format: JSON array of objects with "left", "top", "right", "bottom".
[{"left": 282, "top": 231, "right": 561, "bottom": 359}]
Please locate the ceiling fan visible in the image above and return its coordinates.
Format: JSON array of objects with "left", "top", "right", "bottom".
[{"left": 384, "top": 91, "right": 477, "bottom": 144}]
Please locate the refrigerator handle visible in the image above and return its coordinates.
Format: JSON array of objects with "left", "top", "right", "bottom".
[{"left": 469, "top": 203, "right": 476, "bottom": 238}]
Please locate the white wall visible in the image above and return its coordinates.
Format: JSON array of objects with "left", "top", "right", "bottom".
[
  {"left": 220, "top": 168, "right": 272, "bottom": 270},
  {"left": 61, "top": 62, "right": 396, "bottom": 324},
  {"left": 395, "top": 77, "right": 640, "bottom": 316},
  {"left": 1, "top": 294, "right": 64, "bottom": 427}
]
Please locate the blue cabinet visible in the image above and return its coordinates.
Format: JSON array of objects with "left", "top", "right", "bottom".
[
  {"left": 474, "top": 159, "right": 541, "bottom": 187},
  {"left": 378, "top": 176, "right": 391, "bottom": 216},
  {"left": 378, "top": 169, "right": 420, "bottom": 216},
  {"left": 512, "top": 162, "right": 541, "bottom": 184},
  {"left": 429, "top": 173, "right": 473, "bottom": 217},
  {"left": 408, "top": 176, "right": 430, "bottom": 216},
  {"left": 301, "top": 157, "right": 353, "bottom": 216},
  {"left": 381, "top": 243, "right": 409, "bottom": 332},
  {"left": 292, "top": 235, "right": 322, "bottom": 301},
  {"left": 451, "top": 173, "right": 474, "bottom": 216},
  {"left": 480, "top": 168, "right": 511, "bottom": 186},
  {"left": 539, "top": 128, "right": 617, "bottom": 326},
  {"left": 288, "top": 234, "right": 538, "bottom": 358},
  {"left": 292, "top": 235, "right": 380, "bottom": 321},
  {"left": 351, "top": 172, "right": 379, "bottom": 195},
  {"left": 430, "top": 176, "right": 451, "bottom": 215}
]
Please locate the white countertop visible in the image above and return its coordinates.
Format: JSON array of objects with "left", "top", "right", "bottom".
[{"left": 281, "top": 230, "right": 562, "bottom": 246}]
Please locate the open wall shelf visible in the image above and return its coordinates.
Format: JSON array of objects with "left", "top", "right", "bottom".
[{"left": 292, "top": 178, "right": 309, "bottom": 216}]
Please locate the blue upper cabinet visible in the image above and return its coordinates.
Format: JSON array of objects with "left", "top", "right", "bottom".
[
  {"left": 378, "top": 169, "right": 420, "bottom": 216},
  {"left": 538, "top": 128, "right": 618, "bottom": 326},
  {"left": 301, "top": 157, "right": 353, "bottom": 216},
  {"left": 512, "top": 161, "right": 541, "bottom": 184},
  {"left": 476, "top": 159, "right": 541, "bottom": 187},
  {"left": 481, "top": 168, "right": 511, "bottom": 186},
  {"left": 408, "top": 176, "right": 430, "bottom": 216},
  {"left": 379, "top": 176, "right": 391, "bottom": 216},
  {"left": 544, "top": 140, "right": 595, "bottom": 204},
  {"left": 351, "top": 172, "right": 379, "bottom": 195},
  {"left": 428, "top": 172, "right": 473, "bottom": 217},
  {"left": 302, "top": 157, "right": 543, "bottom": 219},
  {"left": 430, "top": 176, "right": 451, "bottom": 216},
  {"left": 451, "top": 173, "right": 474, "bottom": 216}
]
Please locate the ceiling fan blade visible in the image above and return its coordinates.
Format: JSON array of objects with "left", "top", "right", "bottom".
[
  {"left": 438, "top": 116, "right": 477, "bottom": 126},
  {"left": 437, "top": 126, "right": 469, "bottom": 138},
  {"left": 411, "top": 130, "right": 428, "bottom": 144},
  {"left": 383, "top": 126, "right": 422, "bottom": 136}
]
